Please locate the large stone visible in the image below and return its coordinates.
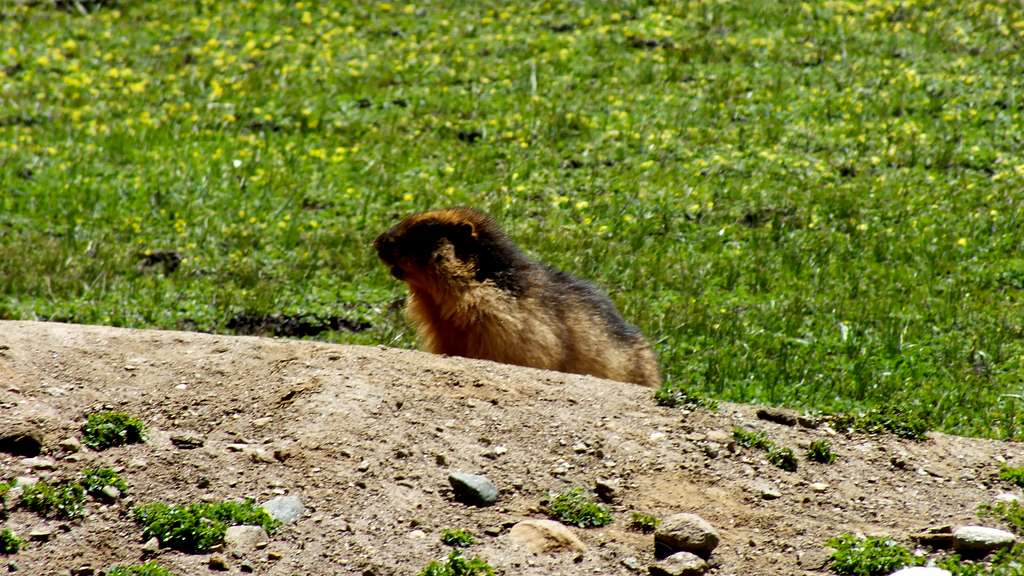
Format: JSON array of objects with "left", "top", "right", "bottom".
[
  {"left": 952, "top": 525, "right": 1016, "bottom": 557},
  {"left": 224, "top": 525, "right": 269, "bottom": 555},
  {"left": 448, "top": 472, "right": 498, "bottom": 506},
  {"left": 261, "top": 495, "right": 304, "bottom": 524},
  {"left": 508, "top": 519, "right": 586, "bottom": 554},
  {"left": 887, "top": 568, "right": 952, "bottom": 576},
  {"left": 654, "top": 513, "right": 719, "bottom": 559},
  {"left": 649, "top": 551, "right": 708, "bottom": 576}
]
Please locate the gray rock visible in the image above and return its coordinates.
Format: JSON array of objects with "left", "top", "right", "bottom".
[
  {"left": 70, "top": 566, "right": 95, "bottom": 576},
  {"left": 14, "top": 476, "right": 39, "bottom": 487},
  {"left": 756, "top": 407, "right": 798, "bottom": 426},
  {"left": 28, "top": 528, "right": 54, "bottom": 542},
  {"left": 995, "top": 493, "right": 1021, "bottom": 504},
  {"left": 224, "top": 525, "right": 269, "bottom": 554},
  {"left": 169, "top": 432, "right": 204, "bottom": 449},
  {"left": 59, "top": 437, "right": 81, "bottom": 453},
  {"left": 508, "top": 519, "right": 586, "bottom": 554},
  {"left": 705, "top": 430, "right": 732, "bottom": 444},
  {"left": 887, "top": 568, "right": 952, "bottom": 576},
  {"left": 810, "top": 482, "right": 829, "bottom": 493},
  {"left": 22, "top": 456, "right": 56, "bottom": 470},
  {"left": 649, "top": 551, "right": 708, "bottom": 576},
  {"left": 595, "top": 478, "right": 620, "bottom": 502},
  {"left": 141, "top": 536, "right": 161, "bottom": 554},
  {"left": 952, "top": 525, "right": 1016, "bottom": 556},
  {"left": 261, "top": 495, "right": 304, "bottom": 524},
  {"left": 99, "top": 485, "right": 121, "bottom": 502},
  {"left": 752, "top": 480, "right": 781, "bottom": 500},
  {"left": 655, "top": 513, "right": 720, "bottom": 559},
  {"left": 448, "top": 472, "right": 498, "bottom": 506}
]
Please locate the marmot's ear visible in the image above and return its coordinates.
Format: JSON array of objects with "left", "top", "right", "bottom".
[{"left": 457, "top": 221, "right": 476, "bottom": 239}]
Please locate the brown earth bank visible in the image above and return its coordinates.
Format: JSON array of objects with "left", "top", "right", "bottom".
[{"left": 0, "top": 320, "right": 1020, "bottom": 576}]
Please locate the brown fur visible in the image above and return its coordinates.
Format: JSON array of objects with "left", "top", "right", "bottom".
[{"left": 374, "top": 208, "right": 660, "bottom": 387}]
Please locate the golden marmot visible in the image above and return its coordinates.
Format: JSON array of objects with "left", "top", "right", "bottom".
[{"left": 374, "top": 207, "right": 660, "bottom": 387}]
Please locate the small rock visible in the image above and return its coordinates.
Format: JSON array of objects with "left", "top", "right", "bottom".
[
  {"left": 484, "top": 526, "right": 503, "bottom": 536},
  {"left": 508, "top": 519, "right": 587, "bottom": 554},
  {"left": 752, "top": 481, "right": 781, "bottom": 500},
  {"left": 705, "top": 430, "right": 732, "bottom": 444},
  {"left": 128, "top": 458, "right": 148, "bottom": 470},
  {"left": 99, "top": 485, "right": 121, "bottom": 502},
  {"left": 756, "top": 407, "right": 798, "bottom": 427},
  {"left": 655, "top": 513, "right": 720, "bottom": 559},
  {"left": 14, "top": 476, "right": 39, "bottom": 487},
  {"left": 169, "top": 433, "right": 204, "bottom": 449},
  {"left": 701, "top": 444, "right": 720, "bottom": 459},
  {"left": 912, "top": 526, "right": 953, "bottom": 549},
  {"left": 22, "top": 456, "right": 56, "bottom": 470},
  {"left": 0, "top": 428, "right": 44, "bottom": 457},
  {"left": 28, "top": 529, "right": 54, "bottom": 542},
  {"left": 70, "top": 566, "right": 95, "bottom": 576},
  {"left": 58, "top": 437, "right": 81, "bottom": 453},
  {"left": 267, "top": 551, "right": 283, "bottom": 561},
  {"left": 810, "top": 482, "right": 829, "bottom": 493},
  {"left": 649, "top": 551, "right": 708, "bottom": 576},
  {"left": 250, "top": 448, "right": 276, "bottom": 464},
  {"left": 621, "top": 557, "right": 641, "bottom": 571},
  {"left": 357, "top": 460, "right": 371, "bottom": 472},
  {"left": 252, "top": 417, "right": 273, "bottom": 427},
  {"left": 448, "top": 472, "right": 498, "bottom": 506},
  {"left": 261, "top": 495, "right": 304, "bottom": 524},
  {"left": 141, "top": 537, "right": 161, "bottom": 554},
  {"left": 208, "top": 555, "right": 229, "bottom": 571},
  {"left": 407, "top": 529, "right": 426, "bottom": 539},
  {"left": 887, "top": 568, "right": 952, "bottom": 576},
  {"left": 595, "top": 478, "right": 620, "bottom": 503},
  {"left": 224, "top": 525, "right": 269, "bottom": 554},
  {"left": 995, "top": 493, "right": 1021, "bottom": 504},
  {"left": 952, "top": 525, "right": 1016, "bottom": 557},
  {"left": 572, "top": 442, "right": 588, "bottom": 453},
  {"left": 435, "top": 453, "right": 448, "bottom": 466}
]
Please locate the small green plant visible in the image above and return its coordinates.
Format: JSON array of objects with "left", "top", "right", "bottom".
[
  {"left": 105, "top": 561, "right": 174, "bottom": 576},
  {"left": 0, "top": 528, "right": 23, "bottom": 554},
  {"left": 82, "top": 411, "right": 148, "bottom": 450},
  {"left": 827, "top": 534, "right": 922, "bottom": 576},
  {"left": 938, "top": 544, "right": 1024, "bottom": 575},
  {"left": 807, "top": 439, "right": 838, "bottom": 464},
  {"left": 979, "top": 500, "right": 1024, "bottom": 535},
  {"left": 547, "top": 487, "right": 613, "bottom": 528},
  {"left": 132, "top": 499, "right": 280, "bottom": 553},
  {"left": 0, "top": 479, "right": 12, "bottom": 514},
  {"left": 654, "top": 384, "right": 719, "bottom": 410},
  {"left": 629, "top": 512, "right": 660, "bottom": 533},
  {"left": 768, "top": 446, "right": 798, "bottom": 472},
  {"left": 20, "top": 479, "right": 87, "bottom": 519},
  {"left": 440, "top": 528, "right": 475, "bottom": 548},
  {"left": 81, "top": 467, "right": 129, "bottom": 496},
  {"left": 733, "top": 428, "right": 773, "bottom": 450},
  {"left": 418, "top": 550, "right": 495, "bottom": 576},
  {"left": 998, "top": 466, "right": 1024, "bottom": 488},
  {"left": 825, "top": 405, "right": 929, "bottom": 441}
]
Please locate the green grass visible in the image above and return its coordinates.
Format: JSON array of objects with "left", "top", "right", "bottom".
[
  {"left": 823, "top": 405, "right": 930, "bottom": 440},
  {"left": 81, "top": 411, "right": 148, "bottom": 450},
  {"left": 547, "top": 487, "right": 612, "bottom": 528},
  {"left": 105, "top": 561, "right": 174, "bottom": 576},
  {"left": 807, "top": 439, "right": 838, "bottom": 464},
  {"left": 3, "top": 1, "right": 1024, "bottom": 440},
  {"left": 81, "top": 467, "right": 129, "bottom": 496},
  {"left": 733, "top": 428, "right": 774, "bottom": 450},
  {"left": 0, "top": 528, "right": 22, "bottom": 555},
  {"left": 20, "top": 479, "right": 87, "bottom": 520},
  {"left": 999, "top": 466, "right": 1024, "bottom": 488},
  {"left": 628, "top": 511, "right": 659, "bottom": 533},
  {"left": 419, "top": 551, "right": 495, "bottom": 576},
  {"left": 439, "top": 528, "right": 475, "bottom": 548},
  {"left": 979, "top": 500, "right": 1024, "bottom": 535},
  {"left": 132, "top": 499, "right": 280, "bottom": 553},
  {"left": 767, "top": 446, "right": 798, "bottom": 472},
  {"left": 827, "top": 534, "right": 921, "bottom": 576}
]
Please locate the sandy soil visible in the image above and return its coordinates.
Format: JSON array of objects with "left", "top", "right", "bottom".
[{"left": 0, "top": 321, "right": 1020, "bottom": 575}]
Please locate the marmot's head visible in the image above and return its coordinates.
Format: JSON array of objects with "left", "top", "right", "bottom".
[{"left": 374, "top": 208, "right": 505, "bottom": 293}]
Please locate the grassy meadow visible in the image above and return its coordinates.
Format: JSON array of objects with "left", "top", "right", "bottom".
[{"left": 2, "top": 0, "right": 1023, "bottom": 439}]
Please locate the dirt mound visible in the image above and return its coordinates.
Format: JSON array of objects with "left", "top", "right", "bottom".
[{"left": 0, "top": 321, "right": 1018, "bottom": 575}]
